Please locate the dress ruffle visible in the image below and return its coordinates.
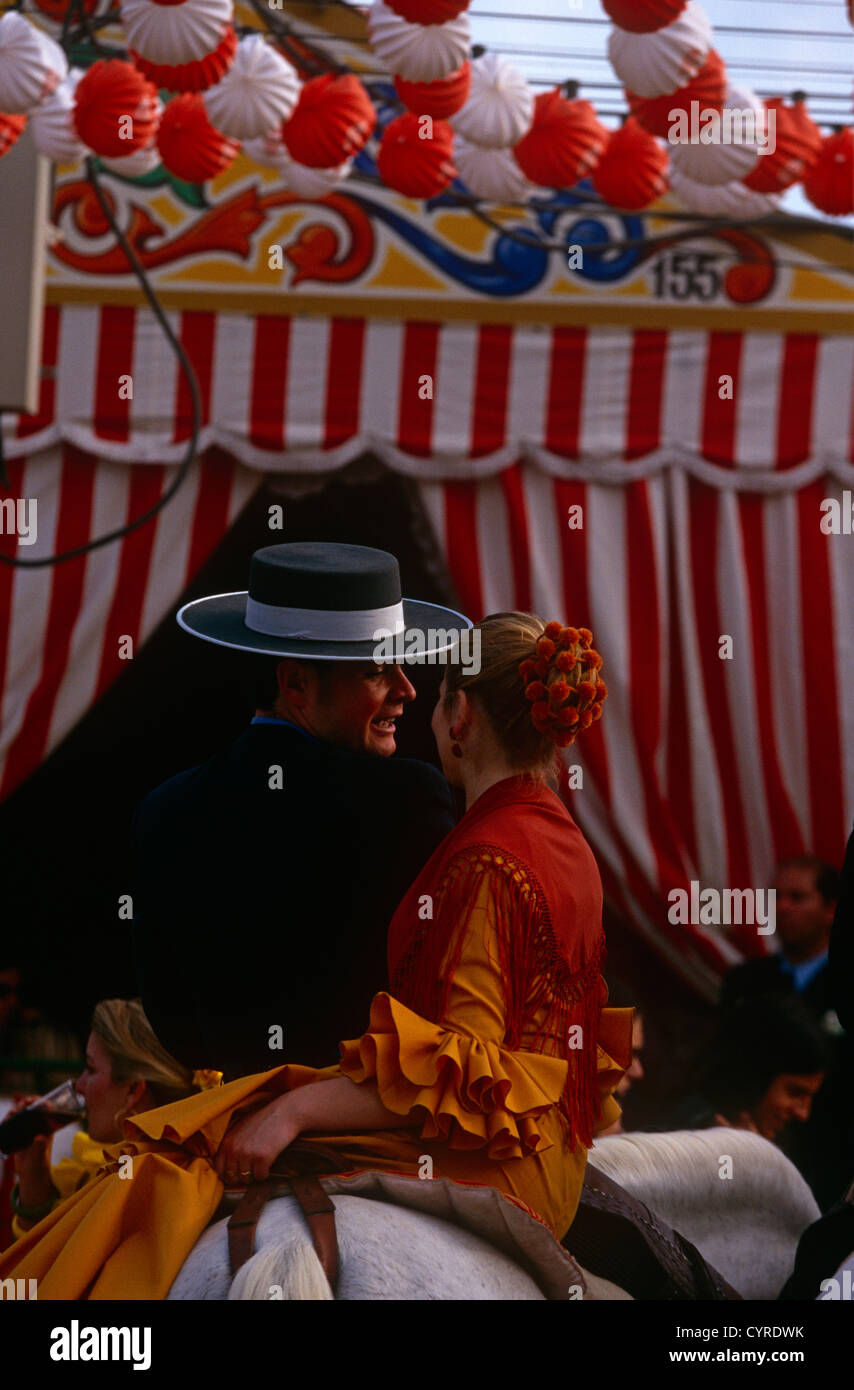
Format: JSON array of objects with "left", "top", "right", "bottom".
[
  {"left": 339, "top": 992, "right": 572, "bottom": 1160},
  {"left": 593, "top": 1004, "right": 635, "bottom": 1135}
]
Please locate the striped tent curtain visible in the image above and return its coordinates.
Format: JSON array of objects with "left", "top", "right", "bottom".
[
  {"left": 418, "top": 464, "right": 854, "bottom": 997},
  {"left": 0, "top": 445, "right": 259, "bottom": 801}
]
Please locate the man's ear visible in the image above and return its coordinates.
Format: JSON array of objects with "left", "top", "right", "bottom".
[{"left": 279, "top": 659, "right": 312, "bottom": 707}]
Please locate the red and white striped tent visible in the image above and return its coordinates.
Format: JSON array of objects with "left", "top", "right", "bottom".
[{"left": 3, "top": 303, "right": 853, "bottom": 996}]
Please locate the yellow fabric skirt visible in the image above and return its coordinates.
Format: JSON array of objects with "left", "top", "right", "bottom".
[{"left": 0, "top": 1012, "right": 629, "bottom": 1300}]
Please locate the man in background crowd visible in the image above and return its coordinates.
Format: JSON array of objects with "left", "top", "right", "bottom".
[
  {"left": 720, "top": 855, "right": 850, "bottom": 1210},
  {"left": 720, "top": 856, "right": 838, "bottom": 1024}
]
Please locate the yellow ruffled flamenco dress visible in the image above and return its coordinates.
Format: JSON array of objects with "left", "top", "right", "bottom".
[{"left": 0, "top": 865, "right": 630, "bottom": 1299}]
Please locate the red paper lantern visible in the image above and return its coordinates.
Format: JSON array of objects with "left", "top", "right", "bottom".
[
  {"left": 0, "top": 111, "right": 26, "bottom": 159},
  {"left": 602, "top": 0, "right": 687, "bottom": 32},
  {"left": 73, "top": 59, "right": 160, "bottom": 157},
  {"left": 803, "top": 127, "right": 853, "bottom": 216},
  {"left": 513, "top": 91, "right": 608, "bottom": 188},
  {"left": 385, "top": 0, "right": 470, "bottom": 22},
  {"left": 394, "top": 63, "right": 470, "bottom": 119},
  {"left": 282, "top": 73, "right": 376, "bottom": 169},
  {"left": 131, "top": 26, "right": 238, "bottom": 94},
  {"left": 626, "top": 48, "right": 726, "bottom": 138},
  {"left": 377, "top": 112, "right": 456, "bottom": 197},
  {"left": 742, "top": 98, "right": 823, "bottom": 194},
  {"left": 591, "top": 117, "right": 668, "bottom": 208},
  {"left": 32, "top": 0, "right": 101, "bottom": 17},
  {"left": 156, "top": 93, "right": 239, "bottom": 182}
]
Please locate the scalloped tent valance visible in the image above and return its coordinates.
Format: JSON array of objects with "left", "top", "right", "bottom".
[{"left": 3, "top": 305, "right": 853, "bottom": 487}]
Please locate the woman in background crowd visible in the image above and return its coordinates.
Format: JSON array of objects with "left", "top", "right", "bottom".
[
  {"left": 664, "top": 994, "right": 831, "bottom": 1150},
  {"left": 5, "top": 998, "right": 217, "bottom": 1242}
]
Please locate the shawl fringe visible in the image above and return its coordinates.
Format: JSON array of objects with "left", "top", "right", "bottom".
[{"left": 390, "top": 845, "right": 607, "bottom": 1152}]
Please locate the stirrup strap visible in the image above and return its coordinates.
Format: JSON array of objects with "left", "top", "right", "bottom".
[
  {"left": 227, "top": 1174, "right": 339, "bottom": 1290},
  {"left": 288, "top": 1176, "right": 339, "bottom": 1289},
  {"left": 227, "top": 1141, "right": 343, "bottom": 1290}
]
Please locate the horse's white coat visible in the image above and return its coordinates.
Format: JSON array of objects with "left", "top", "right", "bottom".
[
  {"left": 168, "top": 1194, "right": 547, "bottom": 1301},
  {"left": 170, "top": 1129, "right": 815, "bottom": 1301},
  {"left": 589, "top": 1128, "right": 820, "bottom": 1299}
]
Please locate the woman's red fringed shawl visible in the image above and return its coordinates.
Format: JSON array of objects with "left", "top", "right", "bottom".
[{"left": 387, "top": 774, "right": 609, "bottom": 1149}]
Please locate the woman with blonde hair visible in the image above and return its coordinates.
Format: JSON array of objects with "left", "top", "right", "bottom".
[
  {"left": 0, "top": 613, "right": 630, "bottom": 1297},
  {"left": 6, "top": 998, "right": 216, "bottom": 1240}
]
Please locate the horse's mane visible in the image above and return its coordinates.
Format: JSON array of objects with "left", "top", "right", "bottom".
[{"left": 589, "top": 1128, "right": 820, "bottom": 1239}]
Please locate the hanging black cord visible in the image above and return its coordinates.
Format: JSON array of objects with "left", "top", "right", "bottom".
[
  {"left": 461, "top": 198, "right": 854, "bottom": 267},
  {"left": 346, "top": 168, "right": 854, "bottom": 266},
  {"left": 0, "top": 157, "right": 202, "bottom": 568}
]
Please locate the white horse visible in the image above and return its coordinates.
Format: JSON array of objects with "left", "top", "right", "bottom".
[
  {"left": 588, "top": 1129, "right": 821, "bottom": 1300},
  {"left": 168, "top": 1129, "right": 818, "bottom": 1301},
  {"left": 168, "top": 1193, "right": 630, "bottom": 1301}
]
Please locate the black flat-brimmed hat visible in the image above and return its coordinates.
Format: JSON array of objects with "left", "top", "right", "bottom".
[{"left": 177, "top": 541, "right": 472, "bottom": 660}]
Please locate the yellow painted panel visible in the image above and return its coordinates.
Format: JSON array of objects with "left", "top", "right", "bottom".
[
  {"left": 549, "top": 275, "right": 584, "bottom": 296},
  {"left": 433, "top": 213, "right": 491, "bottom": 253},
  {"left": 610, "top": 278, "right": 650, "bottom": 297},
  {"left": 365, "top": 243, "right": 448, "bottom": 291},
  {"left": 149, "top": 196, "right": 184, "bottom": 228},
  {"left": 549, "top": 274, "right": 649, "bottom": 298},
  {"left": 789, "top": 267, "right": 854, "bottom": 303}
]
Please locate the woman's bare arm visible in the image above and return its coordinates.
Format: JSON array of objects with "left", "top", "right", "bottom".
[{"left": 215, "top": 1074, "right": 418, "bottom": 1182}]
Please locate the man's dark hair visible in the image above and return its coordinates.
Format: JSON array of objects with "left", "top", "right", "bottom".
[
  {"left": 252, "top": 656, "right": 282, "bottom": 710},
  {"left": 245, "top": 654, "right": 333, "bottom": 711},
  {"left": 777, "top": 855, "right": 840, "bottom": 906}
]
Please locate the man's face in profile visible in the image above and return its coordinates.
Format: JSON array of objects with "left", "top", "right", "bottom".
[{"left": 284, "top": 660, "right": 417, "bottom": 756}]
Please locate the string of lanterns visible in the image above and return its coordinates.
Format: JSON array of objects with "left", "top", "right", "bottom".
[{"left": 0, "top": 0, "right": 849, "bottom": 218}]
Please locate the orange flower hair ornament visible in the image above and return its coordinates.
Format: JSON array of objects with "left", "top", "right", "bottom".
[{"left": 519, "top": 621, "right": 607, "bottom": 748}]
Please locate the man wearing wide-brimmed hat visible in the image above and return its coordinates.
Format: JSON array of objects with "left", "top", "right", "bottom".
[{"left": 131, "top": 542, "right": 471, "bottom": 1080}]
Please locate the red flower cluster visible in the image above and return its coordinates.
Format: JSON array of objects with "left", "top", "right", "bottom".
[{"left": 519, "top": 620, "right": 607, "bottom": 748}]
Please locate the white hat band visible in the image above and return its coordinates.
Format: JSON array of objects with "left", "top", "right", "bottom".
[{"left": 245, "top": 596, "right": 406, "bottom": 642}]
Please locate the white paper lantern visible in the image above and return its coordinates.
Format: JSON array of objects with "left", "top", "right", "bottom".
[
  {"left": 368, "top": 1, "right": 470, "bottom": 83},
  {"left": 668, "top": 165, "right": 779, "bottom": 217},
  {"left": 608, "top": 0, "right": 711, "bottom": 98},
  {"left": 668, "top": 81, "right": 764, "bottom": 185},
  {"left": 243, "top": 132, "right": 351, "bottom": 196},
  {"left": 450, "top": 54, "right": 533, "bottom": 149},
  {"left": 0, "top": 11, "right": 68, "bottom": 114},
  {"left": 121, "top": 0, "right": 233, "bottom": 67},
  {"left": 202, "top": 35, "right": 299, "bottom": 141},
  {"left": 101, "top": 142, "right": 162, "bottom": 177},
  {"left": 453, "top": 135, "right": 534, "bottom": 200},
  {"left": 30, "top": 68, "right": 88, "bottom": 164}
]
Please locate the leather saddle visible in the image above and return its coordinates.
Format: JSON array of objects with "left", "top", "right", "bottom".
[
  {"left": 568, "top": 1165, "right": 742, "bottom": 1300},
  {"left": 226, "top": 1142, "right": 741, "bottom": 1300}
]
